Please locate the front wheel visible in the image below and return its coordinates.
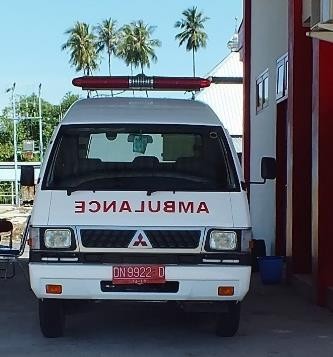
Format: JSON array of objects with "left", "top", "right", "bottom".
[
  {"left": 39, "top": 299, "right": 65, "bottom": 338},
  {"left": 215, "top": 302, "right": 241, "bottom": 337}
]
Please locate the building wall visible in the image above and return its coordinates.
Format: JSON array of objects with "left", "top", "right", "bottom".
[
  {"left": 196, "top": 52, "right": 243, "bottom": 137},
  {"left": 250, "top": 0, "right": 288, "bottom": 254},
  {"left": 0, "top": 162, "right": 40, "bottom": 182},
  {"left": 196, "top": 51, "right": 243, "bottom": 155}
]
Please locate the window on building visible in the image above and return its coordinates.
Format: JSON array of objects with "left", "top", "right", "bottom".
[
  {"left": 256, "top": 70, "right": 269, "bottom": 113},
  {"left": 276, "top": 54, "right": 288, "bottom": 101}
]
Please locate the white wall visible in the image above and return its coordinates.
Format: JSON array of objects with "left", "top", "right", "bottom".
[
  {"left": 196, "top": 52, "right": 243, "bottom": 136},
  {"left": 250, "top": 0, "right": 288, "bottom": 255},
  {"left": 0, "top": 162, "right": 40, "bottom": 183}
]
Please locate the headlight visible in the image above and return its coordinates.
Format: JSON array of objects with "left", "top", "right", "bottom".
[
  {"left": 44, "top": 229, "right": 72, "bottom": 248},
  {"left": 209, "top": 231, "right": 237, "bottom": 250}
]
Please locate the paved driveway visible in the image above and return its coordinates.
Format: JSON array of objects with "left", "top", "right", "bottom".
[{"left": 0, "top": 262, "right": 333, "bottom": 357}]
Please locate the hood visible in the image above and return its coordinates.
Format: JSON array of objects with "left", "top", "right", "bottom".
[{"left": 39, "top": 191, "right": 236, "bottom": 228}]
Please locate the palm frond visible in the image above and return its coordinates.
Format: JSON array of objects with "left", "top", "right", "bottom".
[
  {"left": 117, "top": 20, "right": 161, "bottom": 73},
  {"left": 174, "top": 7, "right": 209, "bottom": 76},
  {"left": 61, "top": 22, "right": 99, "bottom": 75}
]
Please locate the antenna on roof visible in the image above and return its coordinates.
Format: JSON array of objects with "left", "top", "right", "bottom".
[
  {"left": 234, "top": 17, "right": 238, "bottom": 33},
  {"left": 227, "top": 17, "right": 239, "bottom": 52}
]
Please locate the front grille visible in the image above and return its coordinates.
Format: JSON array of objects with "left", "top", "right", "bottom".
[
  {"left": 81, "top": 230, "right": 135, "bottom": 248},
  {"left": 80, "top": 229, "right": 201, "bottom": 249},
  {"left": 146, "top": 230, "right": 201, "bottom": 249}
]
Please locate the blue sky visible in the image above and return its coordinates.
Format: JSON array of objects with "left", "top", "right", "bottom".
[{"left": 0, "top": 0, "right": 242, "bottom": 110}]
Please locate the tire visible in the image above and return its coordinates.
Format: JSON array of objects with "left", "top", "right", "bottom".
[
  {"left": 215, "top": 302, "right": 241, "bottom": 337},
  {"left": 39, "top": 299, "right": 65, "bottom": 338}
]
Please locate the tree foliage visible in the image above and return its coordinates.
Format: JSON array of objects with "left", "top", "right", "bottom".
[
  {"left": 61, "top": 18, "right": 163, "bottom": 78},
  {"left": 175, "top": 7, "right": 209, "bottom": 76},
  {"left": 62, "top": 22, "right": 99, "bottom": 75},
  {"left": 0, "top": 93, "right": 79, "bottom": 162},
  {"left": 117, "top": 20, "right": 161, "bottom": 74},
  {"left": 95, "top": 18, "right": 119, "bottom": 76}
]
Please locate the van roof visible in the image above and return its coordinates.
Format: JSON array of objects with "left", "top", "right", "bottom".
[{"left": 62, "top": 97, "right": 222, "bottom": 126}]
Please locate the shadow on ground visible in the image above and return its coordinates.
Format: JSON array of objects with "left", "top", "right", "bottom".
[{"left": 0, "top": 262, "right": 333, "bottom": 357}]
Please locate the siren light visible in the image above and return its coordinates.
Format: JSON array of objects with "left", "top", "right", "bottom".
[{"left": 72, "top": 74, "right": 211, "bottom": 91}]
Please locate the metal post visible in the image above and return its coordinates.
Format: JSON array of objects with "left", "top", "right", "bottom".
[
  {"left": 38, "top": 83, "right": 43, "bottom": 162},
  {"left": 11, "top": 182, "right": 14, "bottom": 205},
  {"left": 11, "top": 83, "right": 19, "bottom": 206}
]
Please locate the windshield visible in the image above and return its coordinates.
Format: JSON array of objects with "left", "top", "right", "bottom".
[{"left": 43, "top": 124, "right": 239, "bottom": 192}]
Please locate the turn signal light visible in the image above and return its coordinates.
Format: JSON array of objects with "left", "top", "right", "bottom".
[
  {"left": 46, "top": 284, "right": 62, "bottom": 294},
  {"left": 218, "top": 286, "right": 234, "bottom": 296}
]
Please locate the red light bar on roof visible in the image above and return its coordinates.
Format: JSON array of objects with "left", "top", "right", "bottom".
[{"left": 72, "top": 75, "right": 211, "bottom": 91}]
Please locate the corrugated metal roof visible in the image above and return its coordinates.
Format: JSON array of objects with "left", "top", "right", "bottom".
[
  {"left": 196, "top": 52, "right": 243, "bottom": 136},
  {"left": 205, "top": 50, "right": 243, "bottom": 77}
]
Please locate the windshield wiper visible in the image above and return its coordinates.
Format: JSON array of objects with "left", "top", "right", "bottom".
[
  {"left": 146, "top": 189, "right": 176, "bottom": 196},
  {"left": 66, "top": 177, "right": 123, "bottom": 196},
  {"left": 67, "top": 186, "right": 96, "bottom": 196}
]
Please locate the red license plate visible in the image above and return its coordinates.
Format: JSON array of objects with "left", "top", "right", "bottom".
[{"left": 112, "top": 265, "right": 165, "bottom": 285}]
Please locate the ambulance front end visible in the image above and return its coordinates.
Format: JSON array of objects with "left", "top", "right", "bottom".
[{"left": 28, "top": 97, "right": 252, "bottom": 337}]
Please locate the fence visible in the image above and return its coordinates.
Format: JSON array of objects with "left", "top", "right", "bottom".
[
  {"left": 0, "top": 182, "right": 15, "bottom": 205},
  {"left": 0, "top": 162, "right": 40, "bottom": 206}
]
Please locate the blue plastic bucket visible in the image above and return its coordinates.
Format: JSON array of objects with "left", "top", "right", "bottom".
[{"left": 258, "top": 256, "right": 284, "bottom": 284}]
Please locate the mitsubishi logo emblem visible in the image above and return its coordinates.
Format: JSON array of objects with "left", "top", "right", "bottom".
[
  {"left": 129, "top": 230, "right": 152, "bottom": 249},
  {"left": 133, "top": 233, "right": 148, "bottom": 246}
]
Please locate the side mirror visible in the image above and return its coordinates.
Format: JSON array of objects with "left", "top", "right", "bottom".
[
  {"left": 261, "top": 157, "right": 276, "bottom": 180},
  {"left": 247, "top": 157, "right": 276, "bottom": 186},
  {"left": 20, "top": 165, "right": 35, "bottom": 186}
]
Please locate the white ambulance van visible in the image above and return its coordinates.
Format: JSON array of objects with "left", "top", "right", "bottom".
[{"left": 28, "top": 75, "right": 275, "bottom": 338}]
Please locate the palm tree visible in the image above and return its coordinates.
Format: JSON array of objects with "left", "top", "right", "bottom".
[
  {"left": 117, "top": 24, "right": 135, "bottom": 75},
  {"left": 175, "top": 7, "right": 209, "bottom": 77},
  {"left": 133, "top": 20, "right": 161, "bottom": 74},
  {"left": 117, "top": 23, "right": 137, "bottom": 76},
  {"left": 118, "top": 20, "right": 161, "bottom": 74},
  {"left": 61, "top": 22, "right": 99, "bottom": 76},
  {"left": 94, "top": 18, "right": 118, "bottom": 76}
]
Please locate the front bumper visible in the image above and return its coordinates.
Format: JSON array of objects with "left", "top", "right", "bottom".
[{"left": 29, "top": 263, "right": 251, "bottom": 301}]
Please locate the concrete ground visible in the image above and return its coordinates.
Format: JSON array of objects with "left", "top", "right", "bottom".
[
  {"left": 0, "top": 262, "right": 332, "bottom": 357},
  {"left": 1, "top": 206, "right": 333, "bottom": 355},
  {"left": 0, "top": 204, "right": 31, "bottom": 243}
]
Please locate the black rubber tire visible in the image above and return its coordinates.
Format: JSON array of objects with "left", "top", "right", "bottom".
[
  {"left": 215, "top": 302, "right": 241, "bottom": 337},
  {"left": 39, "top": 299, "right": 65, "bottom": 338}
]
